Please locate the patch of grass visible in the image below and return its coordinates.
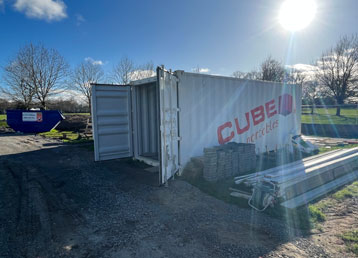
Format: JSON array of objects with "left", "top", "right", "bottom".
[
  {"left": 39, "top": 129, "right": 79, "bottom": 140},
  {"left": 332, "top": 181, "right": 358, "bottom": 200},
  {"left": 302, "top": 107, "right": 358, "bottom": 125},
  {"left": 0, "top": 120, "right": 8, "bottom": 127},
  {"left": 267, "top": 204, "right": 319, "bottom": 231},
  {"left": 319, "top": 144, "right": 358, "bottom": 154},
  {"left": 342, "top": 230, "right": 358, "bottom": 255},
  {"left": 0, "top": 114, "right": 7, "bottom": 127},
  {"left": 315, "top": 224, "right": 324, "bottom": 232},
  {"left": 342, "top": 230, "right": 358, "bottom": 242},
  {"left": 309, "top": 205, "right": 326, "bottom": 223},
  {"left": 282, "top": 199, "right": 332, "bottom": 231},
  {"left": 38, "top": 129, "right": 93, "bottom": 144},
  {"left": 302, "top": 107, "right": 358, "bottom": 116},
  {"left": 348, "top": 244, "right": 358, "bottom": 255},
  {"left": 311, "top": 199, "right": 334, "bottom": 211},
  {"left": 275, "top": 206, "right": 313, "bottom": 231}
]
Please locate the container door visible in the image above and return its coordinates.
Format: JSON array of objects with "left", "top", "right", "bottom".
[
  {"left": 91, "top": 84, "right": 133, "bottom": 161},
  {"left": 158, "top": 68, "right": 180, "bottom": 184}
]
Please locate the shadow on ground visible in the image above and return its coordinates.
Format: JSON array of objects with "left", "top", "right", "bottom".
[{"left": 0, "top": 133, "right": 325, "bottom": 258}]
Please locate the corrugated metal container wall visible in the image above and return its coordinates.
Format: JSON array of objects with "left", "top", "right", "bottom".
[
  {"left": 132, "top": 82, "right": 159, "bottom": 158},
  {"left": 92, "top": 85, "right": 132, "bottom": 161},
  {"left": 177, "top": 72, "right": 302, "bottom": 166}
]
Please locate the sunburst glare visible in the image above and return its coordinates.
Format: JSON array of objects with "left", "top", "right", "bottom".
[{"left": 279, "top": 0, "right": 317, "bottom": 31}]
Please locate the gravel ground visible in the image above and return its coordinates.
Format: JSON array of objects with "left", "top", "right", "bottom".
[{"left": 0, "top": 134, "right": 343, "bottom": 258}]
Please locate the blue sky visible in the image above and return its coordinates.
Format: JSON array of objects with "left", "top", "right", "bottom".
[{"left": 0, "top": 0, "right": 357, "bottom": 76}]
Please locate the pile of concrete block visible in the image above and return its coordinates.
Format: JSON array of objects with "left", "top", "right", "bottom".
[
  {"left": 203, "top": 143, "right": 256, "bottom": 182},
  {"left": 203, "top": 148, "right": 219, "bottom": 181},
  {"left": 228, "top": 142, "right": 256, "bottom": 174}
]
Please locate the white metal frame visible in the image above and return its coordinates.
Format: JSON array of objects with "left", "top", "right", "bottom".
[
  {"left": 91, "top": 85, "right": 99, "bottom": 161},
  {"left": 158, "top": 67, "right": 180, "bottom": 184}
]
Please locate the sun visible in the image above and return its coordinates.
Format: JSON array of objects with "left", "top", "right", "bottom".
[{"left": 279, "top": 0, "right": 316, "bottom": 31}]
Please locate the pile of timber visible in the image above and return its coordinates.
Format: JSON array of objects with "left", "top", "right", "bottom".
[{"left": 231, "top": 148, "right": 358, "bottom": 209}]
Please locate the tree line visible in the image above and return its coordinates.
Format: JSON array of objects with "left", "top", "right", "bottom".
[
  {"left": 0, "top": 98, "right": 89, "bottom": 114},
  {"left": 232, "top": 34, "right": 358, "bottom": 116},
  {"left": 1, "top": 34, "right": 357, "bottom": 116},
  {"left": 0, "top": 43, "right": 155, "bottom": 112}
]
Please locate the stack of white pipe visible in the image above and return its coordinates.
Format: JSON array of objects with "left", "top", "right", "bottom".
[{"left": 232, "top": 148, "right": 358, "bottom": 209}]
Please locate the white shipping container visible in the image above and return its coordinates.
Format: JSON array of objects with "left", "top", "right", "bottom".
[{"left": 91, "top": 67, "right": 302, "bottom": 185}]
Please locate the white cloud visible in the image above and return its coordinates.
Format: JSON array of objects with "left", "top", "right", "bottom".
[
  {"left": 129, "top": 69, "right": 156, "bottom": 81},
  {"left": 85, "top": 57, "right": 104, "bottom": 66},
  {"left": 192, "top": 67, "right": 210, "bottom": 73},
  {"left": 199, "top": 68, "right": 210, "bottom": 73},
  {"left": 75, "top": 13, "right": 85, "bottom": 26},
  {"left": 14, "top": 0, "right": 67, "bottom": 21},
  {"left": 286, "top": 63, "right": 318, "bottom": 72},
  {"left": 286, "top": 63, "right": 319, "bottom": 80}
]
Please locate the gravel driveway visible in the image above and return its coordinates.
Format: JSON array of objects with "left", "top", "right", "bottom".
[{"left": 0, "top": 134, "right": 331, "bottom": 258}]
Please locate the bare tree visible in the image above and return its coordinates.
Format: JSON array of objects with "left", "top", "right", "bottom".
[
  {"left": 232, "top": 56, "right": 285, "bottom": 82},
  {"left": 111, "top": 56, "right": 135, "bottom": 84},
  {"left": 71, "top": 60, "right": 104, "bottom": 112},
  {"left": 288, "top": 69, "right": 315, "bottom": 113},
  {"left": 303, "top": 80, "right": 326, "bottom": 114},
  {"left": 112, "top": 58, "right": 155, "bottom": 84},
  {"left": 192, "top": 66, "right": 202, "bottom": 73},
  {"left": 1, "top": 58, "right": 35, "bottom": 109},
  {"left": 16, "top": 43, "right": 69, "bottom": 109},
  {"left": 232, "top": 71, "right": 247, "bottom": 79},
  {"left": 0, "top": 98, "right": 12, "bottom": 114},
  {"left": 246, "top": 70, "right": 262, "bottom": 80},
  {"left": 260, "top": 56, "right": 285, "bottom": 82},
  {"left": 131, "top": 61, "right": 155, "bottom": 80},
  {"left": 316, "top": 34, "right": 358, "bottom": 115},
  {"left": 232, "top": 70, "right": 262, "bottom": 80}
]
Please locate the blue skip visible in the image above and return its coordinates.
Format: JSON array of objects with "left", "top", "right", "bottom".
[{"left": 6, "top": 110, "right": 65, "bottom": 133}]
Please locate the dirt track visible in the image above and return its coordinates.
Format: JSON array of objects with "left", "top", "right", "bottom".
[{"left": 0, "top": 134, "right": 355, "bottom": 257}]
